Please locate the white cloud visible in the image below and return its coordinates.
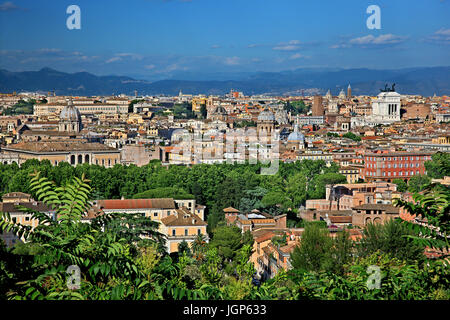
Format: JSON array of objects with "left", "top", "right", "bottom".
[
  {"left": 247, "top": 43, "right": 265, "bottom": 48},
  {"left": 332, "top": 34, "right": 407, "bottom": 48},
  {"left": 36, "top": 48, "right": 62, "bottom": 53},
  {"left": 289, "top": 53, "right": 307, "bottom": 60},
  {"left": 425, "top": 28, "right": 450, "bottom": 44},
  {"left": 115, "top": 53, "right": 143, "bottom": 60},
  {"left": 224, "top": 56, "right": 240, "bottom": 65},
  {"left": 0, "top": 1, "right": 19, "bottom": 11},
  {"left": 350, "top": 34, "right": 406, "bottom": 45},
  {"left": 272, "top": 40, "right": 303, "bottom": 51},
  {"left": 273, "top": 45, "right": 299, "bottom": 51},
  {"left": 105, "top": 57, "right": 121, "bottom": 64},
  {"left": 436, "top": 28, "right": 450, "bottom": 36}
]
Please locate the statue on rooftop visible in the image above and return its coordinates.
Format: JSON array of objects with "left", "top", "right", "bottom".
[{"left": 380, "top": 83, "right": 396, "bottom": 92}]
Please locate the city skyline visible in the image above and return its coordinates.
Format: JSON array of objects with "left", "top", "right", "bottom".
[{"left": 0, "top": 0, "right": 449, "bottom": 81}]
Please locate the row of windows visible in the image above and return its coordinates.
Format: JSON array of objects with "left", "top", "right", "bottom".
[
  {"left": 69, "top": 155, "right": 117, "bottom": 166},
  {"left": 153, "top": 211, "right": 172, "bottom": 217},
  {"left": 366, "top": 156, "right": 431, "bottom": 162},
  {"left": 171, "top": 229, "right": 203, "bottom": 236},
  {"left": 298, "top": 156, "right": 332, "bottom": 160},
  {"left": 11, "top": 216, "right": 31, "bottom": 223},
  {"left": 383, "top": 171, "right": 420, "bottom": 177},
  {"left": 367, "top": 163, "right": 421, "bottom": 168},
  {"left": 366, "top": 170, "right": 423, "bottom": 177}
]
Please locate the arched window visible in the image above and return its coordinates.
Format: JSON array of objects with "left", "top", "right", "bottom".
[
  {"left": 78, "top": 155, "right": 82, "bottom": 164},
  {"left": 85, "top": 154, "right": 89, "bottom": 164},
  {"left": 365, "top": 217, "right": 371, "bottom": 225},
  {"left": 70, "top": 155, "right": 75, "bottom": 165}
]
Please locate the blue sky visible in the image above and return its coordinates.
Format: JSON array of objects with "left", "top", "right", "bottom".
[{"left": 0, "top": 0, "right": 449, "bottom": 80}]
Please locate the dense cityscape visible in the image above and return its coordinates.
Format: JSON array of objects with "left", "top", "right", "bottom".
[
  {"left": 0, "top": 0, "right": 449, "bottom": 308},
  {"left": 0, "top": 86, "right": 449, "bottom": 301}
]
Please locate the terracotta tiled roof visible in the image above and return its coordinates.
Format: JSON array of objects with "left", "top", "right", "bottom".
[
  {"left": 353, "top": 203, "right": 399, "bottom": 214},
  {"left": 97, "top": 198, "right": 176, "bottom": 210},
  {"left": 262, "top": 245, "right": 275, "bottom": 255},
  {"left": 83, "top": 205, "right": 104, "bottom": 220},
  {"left": 161, "top": 208, "right": 207, "bottom": 227},
  {"left": 329, "top": 216, "right": 353, "bottom": 223},
  {"left": 279, "top": 242, "right": 298, "bottom": 254},
  {"left": 4, "top": 141, "right": 118, "bottom": 153},
  {"left": 255, "top": 232, "right": 275, "bottom": 243},
  {"left": 223, "top": 207, "right": 240, "bottom": 213},
  {"left": 2, "top": 192, "right": 32, "bottom": 198},
  {"left": 238, "top": 218, "right": 275, "bottom": 225},
  {"left": 21, "top": 130, "right": 77, "bottom": 137},
  {"left": 0, "top": 201, "right": 54, "bottom": 213}
]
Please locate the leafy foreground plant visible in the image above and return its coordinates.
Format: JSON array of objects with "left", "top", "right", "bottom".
[
  {"left": 394, "top": 184, "right": 449, "bottom": 251},
  {"left": 0, "top": 171, "right": 163, "bottom": 299},
  {"left": 0, "top": 172, "right": 449, "bottom": 300}
]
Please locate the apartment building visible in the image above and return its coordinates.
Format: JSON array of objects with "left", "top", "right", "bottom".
[
  {"left": 364, "top": 150, "right": 433, "bottom": 182},
  {"left": 94, "top": 198, "right": 207, "bottom": 253},
  {"left": 0, "top": 192, "right": 56, "bottom": 247}
]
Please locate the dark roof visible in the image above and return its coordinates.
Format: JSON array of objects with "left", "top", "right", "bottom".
[
  {"left": 2, "top": 192, "right": 32, "bottom": 198},
  {"left": 97, "top": 198, "right": 176, "bottom": 210},
  {"left": 157, "top": 128, "right": 178, "bottom": 140},
  {"left": 0, "top": 201, "right": 54, "bottom": 213},
  {"left": 329, "top": 216, "right": 353, "bottom": 223},
  {"left": 353, "top": 203, "right": 399, "bottom": 214},
  {"left": 21, "top": 130, "right": 79, "bottom": 137},
  {"left": 4, "top": 141, "right": 118, "bottom": 153},
  {"left": 161, "top": 208, "right": 207, "bottom": 227}
]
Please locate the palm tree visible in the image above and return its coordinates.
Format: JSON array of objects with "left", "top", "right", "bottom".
[{"left": 192, "top": 234, "right": 207, "bottom": 260}]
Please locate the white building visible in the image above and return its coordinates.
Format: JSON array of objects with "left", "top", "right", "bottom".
[
  {"left": 371, "top": 91, "right": 401, "bottom": 123},
  {"left": 351, "top": 89, "right": 401, "bottom": 127}
]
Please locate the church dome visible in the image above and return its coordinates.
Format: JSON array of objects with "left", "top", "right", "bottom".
[
  {"left": 213, "top": 105, "right": 227, "bottom": 115},
  {"left": 275, "top": 108, "right": 289, "bottom": 125},
  {"left": 60, "top": 98, "right": 81, "bottom": 122},
  {"left": 287, "top": 127, "right": 305, "bottom": 142},
  {"left": 258, "top": 108, "right": 275, "bottom": 122}
]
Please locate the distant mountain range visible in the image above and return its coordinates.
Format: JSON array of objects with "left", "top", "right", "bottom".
[{"left": 1, "top": 66, "right": 449, "bottom": 96}]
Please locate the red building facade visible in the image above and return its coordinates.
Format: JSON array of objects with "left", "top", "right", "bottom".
[{"left": 363, "top": 151, "right": 433, "bottom": 182}]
